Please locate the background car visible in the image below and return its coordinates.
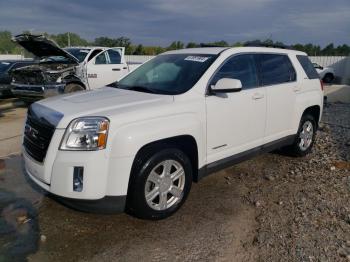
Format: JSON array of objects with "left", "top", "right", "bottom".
[
  {"left": 313, "top": 62, "right": 335, "bottom": 83},
  {"left": 0, "top": 60, "right": 37, "bottom": 97},
  {"left": 11, "top": 34, "right": 134, "bottom": 100}
]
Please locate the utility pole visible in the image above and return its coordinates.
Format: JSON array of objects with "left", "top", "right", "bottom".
[{"left": 68, "top": 32, "right": 71, "bottom": 47}]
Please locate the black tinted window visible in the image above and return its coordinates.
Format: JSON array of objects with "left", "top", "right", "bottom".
[
  {"left": 95, "top": 52, "right": 107, "bottom": 64},
  {"left": 258, "top": 54, "right": 296, "bottom": 86},
  {"left": 65, "top": 48, "right": 90, "bottom": 62},
  {"left": 108, "top": 50, "right": 121, "bottom": 64},
  {"left": 0, "top": 61, "right": 14, "bottom": 73},
  {"left": 297, "top": 55, "right": 319, "bottom": 79},
  {"left": 88, "top": 49, "right": 102, "bottom": 61},
  {"left": 211, "top": 54, "right": 258, "bottom": 89}
]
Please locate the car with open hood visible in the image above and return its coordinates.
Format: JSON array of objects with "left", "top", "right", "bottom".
[{"left": 11, "top": 34, "right": 130, "bottom": 99}]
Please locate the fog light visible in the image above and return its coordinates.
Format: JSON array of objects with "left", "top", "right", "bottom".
[{"left": 73, "top": 167, "right": 84, "bottom": 192}]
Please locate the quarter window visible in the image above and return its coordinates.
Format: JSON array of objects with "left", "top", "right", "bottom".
[
  {"left": 211, "top": 54, "right": 258, "bottom": 89},
  {"left": 258, "top": 54, "right": 296, "bottom": 86},
  {"left": 297, "top": 55, "right": 319, "bottom": 79}
]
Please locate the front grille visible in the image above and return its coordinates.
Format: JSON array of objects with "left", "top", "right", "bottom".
[
  {"left": 12, "top": 85, "right": 44, "bottom": 94},
  {"left": 23, "top": 107, "right": 55, "bottom": 162}
]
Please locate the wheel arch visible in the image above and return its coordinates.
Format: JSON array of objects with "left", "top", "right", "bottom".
[
  {"left": 63, "top": 76, "right": 86, "bottom": 90},
  {"left": 130, "top": 135, "right": 199, "bottom": 184},
  {"left": 302, "top": 105, "right": 321, "bottom": 127}
]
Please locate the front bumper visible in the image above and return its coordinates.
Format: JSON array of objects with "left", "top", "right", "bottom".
[
  {"left": 11, "top": 83, "right": 65, "bottom": 98},
  {"left": 23, "top": 131, "right": 134, "bottom": 213}
]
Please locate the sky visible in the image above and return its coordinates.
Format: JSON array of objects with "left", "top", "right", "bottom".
[{"left": 0, "top": 0, "right": 349, "bottom": 47}]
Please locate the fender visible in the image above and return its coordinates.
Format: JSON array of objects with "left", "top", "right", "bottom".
[
  {"left": 109, "top": 113, "right": 204, "bottom": 162},
  {"left": 105, "top": 113, "right": 205, "bottom": 195},
  {"left": 293, "top": 89, "right": 323, "bottom": 133}
]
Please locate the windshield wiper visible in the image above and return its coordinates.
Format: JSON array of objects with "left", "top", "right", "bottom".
[{"left": 118, "top": 84, "right": 156, "bottom": 94}]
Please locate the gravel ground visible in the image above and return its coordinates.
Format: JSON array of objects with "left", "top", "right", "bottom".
[
  {"left": 240, "top": 102, "right": 350, "bottom": 261},
  {"left": 0, "top": 102, "right": 349, "bottom": 262}
]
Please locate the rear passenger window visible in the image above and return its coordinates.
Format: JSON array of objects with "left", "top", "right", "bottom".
[
  {"left": 211, "top": 54, "right": 258, "bottom": 89},
  {"left": 258, "top": 54, "right": 296, "bottom": 86},
  {"left": 296, "top": 55, "right": 319, "bottom": 79}
]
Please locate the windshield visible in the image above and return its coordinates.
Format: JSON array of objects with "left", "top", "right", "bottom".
[
  {"left": 117, "top": 54, "right": 216, "bottom": 95},
  {"left": 65, "top": 48, "right": 90, "bottom": 62},
  {"left": 39, "top": 48, "right": 90, "bottom": 63},
  {"left": 0, "top": 61, "right": 13, "bottom": 73}
]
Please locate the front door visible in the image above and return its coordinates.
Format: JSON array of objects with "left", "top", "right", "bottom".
[
  {"left": 87, "top": 48, "right": 127, "bottom": 89},
  {"left": 206, "top": 54, "right": 266, "bottom": 164}
]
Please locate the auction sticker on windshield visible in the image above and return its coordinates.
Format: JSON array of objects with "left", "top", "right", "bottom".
[{"left": 184, "top": 56, "right": 210, "bottom": 62}]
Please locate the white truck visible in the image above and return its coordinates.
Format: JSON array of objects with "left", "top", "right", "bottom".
[
  {"left": 22, "top": 46, "right": 323, "bottom": 220},
  {"left": 10, "top": 34, "right": 138, "bottom": 99}
]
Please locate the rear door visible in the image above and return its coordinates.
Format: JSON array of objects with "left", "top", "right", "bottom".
[
  {"left": 87, "top": 48, "right": 127, "bottom": 89},
  {"left": 256, "top": 54, "right": 297, "bottom": 143}
]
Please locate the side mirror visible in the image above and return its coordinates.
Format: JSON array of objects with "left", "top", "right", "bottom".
[{"left": 210, "top": 78, "right": 242, "bottom": 94}]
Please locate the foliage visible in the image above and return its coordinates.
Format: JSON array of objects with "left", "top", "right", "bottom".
[{"left": 0, "top": 31, "right": 349, "bottom": 56}]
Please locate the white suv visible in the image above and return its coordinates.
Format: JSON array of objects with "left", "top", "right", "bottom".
[{"left": 23, "top": 47, "right": 323, "bottom": 219}]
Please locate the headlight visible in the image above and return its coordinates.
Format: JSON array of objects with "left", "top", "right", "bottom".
[{"left": 60, "top": 117, "right": 109, "bottom": 151}]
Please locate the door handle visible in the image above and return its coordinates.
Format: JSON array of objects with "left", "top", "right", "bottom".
[
  {"left": 252, "top": 93, "right": 264, "bottom": 100},
  {"left": 112, "top": 68, "right": 121, "bottom": 71}
]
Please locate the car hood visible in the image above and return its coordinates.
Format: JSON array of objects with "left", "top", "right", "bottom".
[
  {"left": 13, "top": 34, "right": 79, "bottom": 64},
  {"left": 34, "top": 87, "right": 174, "bottom": 128}
]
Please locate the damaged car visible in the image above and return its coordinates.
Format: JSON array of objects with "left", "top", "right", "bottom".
[
  {"left": 0, "top": 59, "right": 37, "bottom": 97},
  {"left": 11, "top": 34, "right": 130, "bottom": 99}
]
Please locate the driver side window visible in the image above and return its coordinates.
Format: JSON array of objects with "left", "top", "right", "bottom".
[
  {"left": 95, "top": 52, "right": 108, "bottom": 64},
  {"left": 211, "top": 54, "right": 258, "bottom": 89}
]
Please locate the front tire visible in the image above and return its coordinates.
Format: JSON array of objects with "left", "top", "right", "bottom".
[
  {"left": 126, "top": 148, "right": 192, "bottom": 220},
  {"left": 285, "top": 114, "right": 317, "bottom": 157},
  {"left": 64, "top": 83, "right": 84, "bottom": 93}
]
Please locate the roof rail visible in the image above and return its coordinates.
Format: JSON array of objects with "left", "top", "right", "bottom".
[
  {"left": 199, "top": 43, "right": 229, "bottom": 48},
  {"left": 243, "top": 41, "right": 294, "bottom": 50}
]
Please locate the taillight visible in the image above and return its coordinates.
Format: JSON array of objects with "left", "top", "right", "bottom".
[{"left": 320, "top": 80, "right": 324, "bottom": 91}]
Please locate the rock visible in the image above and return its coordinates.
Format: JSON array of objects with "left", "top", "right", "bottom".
[
  {"left": 264, "top": 174, "right": 275, "bottom": 181},
  {"left": 338, "top": 247, "right": 350, "bottom": 257},
  {"left": 41, "top": 235, "right": 47, "bottom": 242},
  {"left": 16, "top": 215, "right": 28, "bottom": 224},
  {"left": 255, "top": 201, "right": 262, "bottom": 208},
  {"left": 330, "top": 166, "right": 336, "bottom": 171}
]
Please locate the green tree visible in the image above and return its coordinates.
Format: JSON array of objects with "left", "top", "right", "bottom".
[
  {"left": 51, "top": 32, "right": 89, "bottom": 47},
  {"left": 167, "top": 41, "right": 184, "bottom": 50},
  {"left": 133, "top": 44, "right": 144, "bottom": 55},
  {"left": 0, "top": 31, "right": 17, "bottom": 54},
  {"left": 186, "top": 42, "right": 198, "bottom": 48}
]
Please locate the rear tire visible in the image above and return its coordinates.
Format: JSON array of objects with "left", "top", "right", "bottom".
[
  {"left": 126, "top": 148, "right": 192, "bottom": 220},
  {"left": 284, "top": 114, "right": 317, "bottom": 157},
  {"left": 64, "top": 83, "right": 84, "bottom": 93}
]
